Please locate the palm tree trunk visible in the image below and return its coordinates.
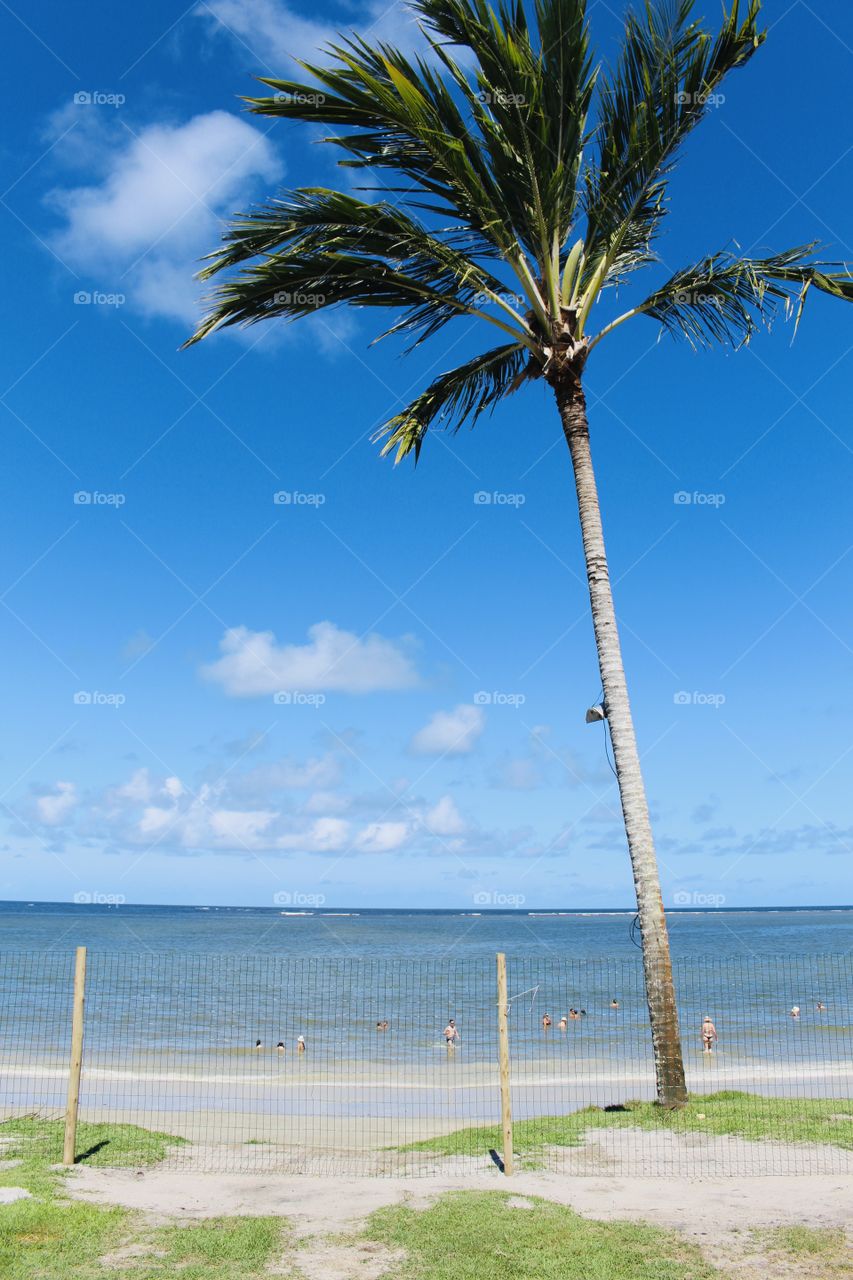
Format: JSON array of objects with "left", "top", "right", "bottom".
[{"left": 555, "top": 377, "right": 687, "bottom": 1108}]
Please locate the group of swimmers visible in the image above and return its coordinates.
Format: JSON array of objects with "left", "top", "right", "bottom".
[
  {"left": 253, "top": 998, "right": 829, "bottom": 1056},
  {"left": 254, "top": 1036, "right": 306, "bottom": 1053},
  {"left": 791, "top": 1001, "right": 827, "bottom": 1018}
]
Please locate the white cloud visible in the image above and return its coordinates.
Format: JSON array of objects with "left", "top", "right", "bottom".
[
  {"left": 409, "top": 704, "right": 485, "bottom": 756},
  {"left": 36, "top": 782, "right": 77, "bottom": 825},
  {"left": 355, "top": 821, "right": 410, "bottom": 852},
  {"left": 202, "top": 621, "right": 419, "bottom": 696},
  {"left": 198, "top": 0, "right": 424, "bottom": 68},
  {"left": 50, "top": 111, "right": 281, "bottom": 325},
  {"left": 424, "top": 795, "right": 467, "bottom": 836}
]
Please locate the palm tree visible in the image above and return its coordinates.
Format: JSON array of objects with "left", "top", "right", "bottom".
[{"left": 185, "top": 0, "right": 853, "bottom": 1106}]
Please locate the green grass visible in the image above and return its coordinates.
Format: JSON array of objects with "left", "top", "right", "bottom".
[
  {"left": 0, "top": 1115, "right": 184, "bottom": 1168},
  {"left": 762, "top": 1225, "right": 848, "bottom": 1257},
  {"left": 365, "top": 1192, "right": 719, "bottom": 1280},
  {"left": 403, "top": 1092, "right": 853, "bottom": 1160},
  {"left": 0, "top": 1118, "right": 286, "bottom": 1279}
]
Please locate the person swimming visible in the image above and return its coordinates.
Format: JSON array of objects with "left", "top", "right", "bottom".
[
  {"left": 568, "top": 1008, "right": 580, "bottom": 1020},
  {"left": 816, "top": 1001, "right": 826, "bottom": 1011},
  {"left": 376, "top": 1020, "right": 389, "bottom": 1031},
  {"left": 790, "top": 1005, "right": 801, "bottom": 1019},
  {"left": 610, "top": 999, "right": 619, "bottom": 1010}
]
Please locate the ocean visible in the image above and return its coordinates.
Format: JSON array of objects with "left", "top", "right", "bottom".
[
  {"left": 2, "top": 900, "right": 852, "bottom": 958},
  {"left": 1, "top": 902, "right": 851, "bottom": 1172}
]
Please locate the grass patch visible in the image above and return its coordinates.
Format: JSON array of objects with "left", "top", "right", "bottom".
[
  {"left": 0, "top": 1115, "right": 184, "bottom": 1169},
  {"left": 760, "top": 1225, "right": 849, "bottom": 1258},
  {"left": 0, "top": 1116, "right": 285, "bottom": 1280},
  {"left": 404, "top": 1092, "right": 853, "bottom": 1161},
  {"left": 365, "top": 1191, "right": 719, "bottom": 1280},
  {"left": 151, "top": 1216, "right": 285, "bottom": 1278}
]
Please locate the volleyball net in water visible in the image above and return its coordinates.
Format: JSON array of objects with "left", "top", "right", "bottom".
[{"left": 0, "top": 949, "right": 851, "bottom": 1176}]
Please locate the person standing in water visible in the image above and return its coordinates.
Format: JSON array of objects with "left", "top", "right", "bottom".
[
  {"left": 444, "top": 1019, "right": 460, "bottom": 1049},
  {"left": 297, "top": 1034, "right": 306, "bottom": 1054},
  {"left": 541, "top": 1013, "right": 552, "bottom": 1029},
  {"left": 701, "top": 1016, "right": 718, "bottom": 1054},
  {"left": 790, "top": 1006, "right": 801, "bottom": 1019}
]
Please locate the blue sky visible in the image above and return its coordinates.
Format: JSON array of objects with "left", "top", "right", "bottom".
[{"left": 0, "top": 0, "right": 851, "bottom": 910}]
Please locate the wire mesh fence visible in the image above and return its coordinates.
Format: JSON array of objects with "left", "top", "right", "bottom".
[{"left": 1, "top": 949, "right": 851, "bottom": 1176}]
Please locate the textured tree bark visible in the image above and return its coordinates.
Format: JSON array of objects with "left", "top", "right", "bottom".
[{"left": 556, "top": 376, "right": 687, "bottom": 1107}]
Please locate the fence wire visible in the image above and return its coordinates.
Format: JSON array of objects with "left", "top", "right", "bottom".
[{"left": 0, "top": 950, "right": 851, "bottom": 1176}]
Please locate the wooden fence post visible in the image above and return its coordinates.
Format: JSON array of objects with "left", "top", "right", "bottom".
[
  {"left": 496, "top": 951, "right": 514, "bottom": 1175},
  {"left": 63, "top": 946, "right": 87, "bottom": 1166}
]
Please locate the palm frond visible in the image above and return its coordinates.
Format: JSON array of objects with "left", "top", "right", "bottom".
[
  {"left": 582, "top": 1, "right": 764, "bottom": 294},
  {"left": 248, "top": 38, "right": 520, "bottom": 259},
  {"left": 626, "top": 245, "right": 853, "bottom": 350},
  {"left": 374, "top": 341, "right": 532, "bottom": 461},
  {"left": 185, "top": 191, "right": 536, "bottom": 349}
]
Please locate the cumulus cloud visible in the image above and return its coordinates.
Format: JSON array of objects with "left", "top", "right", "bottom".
[
  {"left": 424, "top": 795, "right": 467, "bottom": 836},
  {"left": 409, "top": 704, "right": 485, "bottom": 756},
  {"left": 49, "top": 110, "right": 281, "bottom": 325},
  {"left": 198, "top": 0, "right": 424, "bottom": 68},
  {"left": 202, "top": 622, "right": 420, "bottom": 696},
  {"left": 35, "top": 782, "right": 77, "bottom": 825}
]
